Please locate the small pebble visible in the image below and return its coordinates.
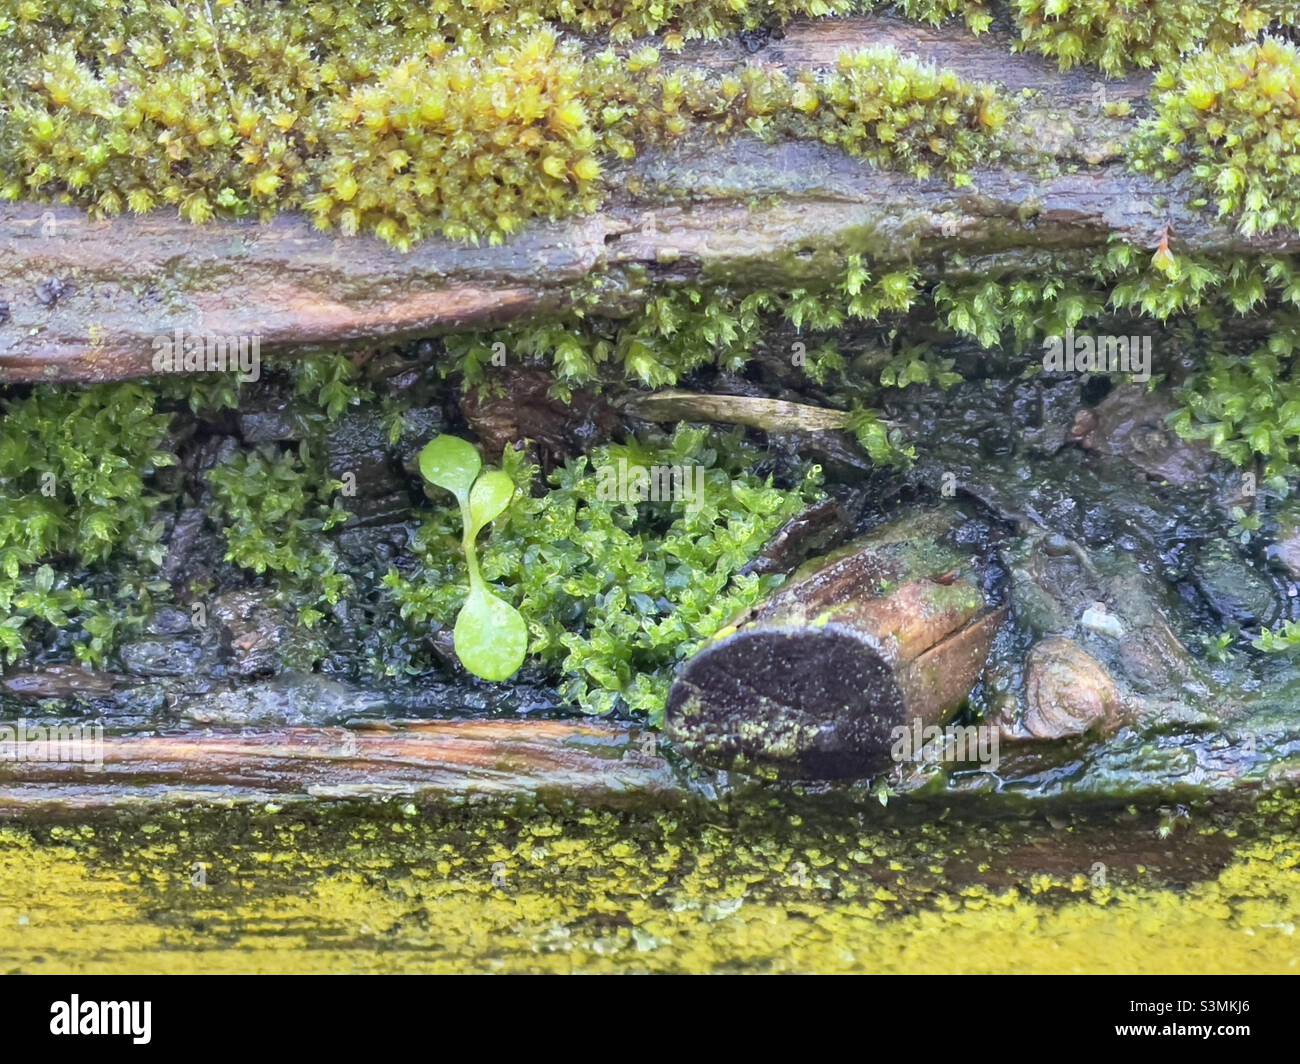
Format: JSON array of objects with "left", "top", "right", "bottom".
[{"left": 1081, "top": 602, "right": 1125, "bottom": 639}]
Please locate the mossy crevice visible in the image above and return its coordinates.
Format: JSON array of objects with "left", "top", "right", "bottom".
[{"left": 0, "top": 385, "right": 177, "bottom": 666}]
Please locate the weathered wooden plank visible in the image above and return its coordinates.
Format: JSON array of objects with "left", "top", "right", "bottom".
[
  {"left": 0, "top": 720, "right": 683, "bottom": 811},
  {"left": 1, "top": 16, "right": 1292, "bottom": 385}
]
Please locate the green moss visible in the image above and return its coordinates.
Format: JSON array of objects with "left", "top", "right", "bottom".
[
  {"left": 385, "top": 427, "right": 823, "bottom": 721},
  {"left": 450, "top": 256, "right": 922, "bottom": 394},
  {"left": 1133, "top": 38, "right": 1300, "bottom": 237},
  {"left": 1253, "top": 619, "right": 1300, "bottom": 653},
  {"left": 1013, "top": 1, "right": 1299, "bottom": 77},
  {"left": 0, "top": 385, "right": 176, "bottom": 665},
  {"left": 207, "top": 442, "right": 351, "bottom": 628},
  {"left": 789, "top": 47, "right": 1007, "bottom": 184},
  {"left": 1170, "top": 328, "right": 1300, "bottom": 483},
  {"left": 291, "top": 352, "right": 373, "bottom": 420},
  {"left": 894, "top": 0, "right": 994, "bottom": 33},
  {"left": 305, "top": 31, "right": 604, "bottom": 247},
  {"left": 0, "top": 4, "right": 1010, "bottom": 246}
]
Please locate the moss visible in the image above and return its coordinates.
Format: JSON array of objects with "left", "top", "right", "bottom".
[
  {"left": 895, "top": 0, "right": 994, "bottom": 33},
  {"left": 1, "top": 793, "right": 1296, "bottom": 973},
  {"left": 0, "top": 385, "right": 176, "bottom": 665},
  {"left": 452, "top": 241, "right": 1300, "bottom": 480},
  {"left": 385, "top": 427, "right": 823, "bottom": 721},
  {"left": 785, "top": 47, "right": 1008, "bottom": 184},
  {"left": 289, "top": 352, "right": 374, "bottom": 419},
  {"left": 1013, "top": 1, "right": 1300, "bottom": 77},
  {"left": 0, "top": 6, "right": 1010, "bottom": 246},
  {"left": 305, "top": 31, "right": 604, "bottom": 247},
  {"left": 1133, "top": 38, "right": 1300, "bottom": 238},
  {"left": 1170, "top": 329, "right": 1300, "bottom": 483},
  {"left": 206, "top": 443, "right": 352, "bottom": 628},
  {"left": 450, "top": 256, "right": 922, "bottom": 393}
]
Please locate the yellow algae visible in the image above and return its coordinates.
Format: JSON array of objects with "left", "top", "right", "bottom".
[{"left": 0, "top": 796, "right": 1296, "bottom": 974}]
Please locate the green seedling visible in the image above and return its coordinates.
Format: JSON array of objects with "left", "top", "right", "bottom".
[
  {"left": 1253, "top": 619, "right": 1300, "bottom": 655},
  {"left": 418, "top": 435, "right": 527, "bottom": 682}
]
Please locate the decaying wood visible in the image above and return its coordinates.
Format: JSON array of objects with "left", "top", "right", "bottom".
[
  {"left": 2, "top": 15, "right": 1296, "bottom": 385},
  {"left": 0, "top": 719, "right": 682, "bottom": 812},
  {"left": 666, "top": 508, "right": 1005, "bottom": 779},
  {"left": 622, "top": 390, "right": 854, "bottom": 432}
]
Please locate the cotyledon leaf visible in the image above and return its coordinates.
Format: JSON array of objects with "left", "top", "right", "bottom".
[
  {"left": 454, "top": 585, "right": 528, "bottom": 682},
  {"left": 467, "top": 469, "right": 516, "bottom": 535},
  {"left": 419, "top": 435, "right": 480, "bottom": 500},
  {"left": 416, "top": 434, "right": 526, "bottom": 682}
]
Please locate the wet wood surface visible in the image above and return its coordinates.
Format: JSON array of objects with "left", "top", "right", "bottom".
[
  {"left": 0, "top": 719, "right": 682, "bottom": 811},
  {"left": 2, "top": 16, "right": 1293, "bottom": 384}
]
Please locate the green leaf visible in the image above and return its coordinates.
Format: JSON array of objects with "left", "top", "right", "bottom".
[
  {"left": 454, "top": 586, "right": 528, "bottom": 681},
  {"left": 33, "top": 564, "right": 54, "bottom": 594},
  {"left": 419, "top": 435, "right": 481, "bottom": 499},
  {"left": 467, "top": 469, "right": 515, "bottom": 535}
]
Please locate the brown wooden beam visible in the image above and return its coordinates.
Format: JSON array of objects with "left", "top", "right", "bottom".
[
  {"left": 0, "top": 720, "right": 683, "bottom": 812},
  {"left": 1, "top": 16, "right": 1292, "bottom": 385}
]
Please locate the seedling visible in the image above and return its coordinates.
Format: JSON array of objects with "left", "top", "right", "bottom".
[
  {"left": 418, "top": 435, "right": 527, "bottom": 681},
  {"left": 1253, "top": 619, "right": 1300, "bottom": 655}
]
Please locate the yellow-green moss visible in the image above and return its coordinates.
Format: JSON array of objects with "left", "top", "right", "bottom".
[
  {"left": 0, "top": 6, "right": 1009, "bottom": 246},
  {"left": 1014, "top": 1, "right": 1300, "bottom": 77},
  {"left": 1134, "top": 38, "right": 1300, "bottom": 237},
  {"left": 895, "top": 0, "right": 994, "bottom": 33},
  {"left": 2, "top": 794, "right": 1296, "bottom": 973},
  {"left": 305, "top": 31, "right": 604, "bottom": 247}
]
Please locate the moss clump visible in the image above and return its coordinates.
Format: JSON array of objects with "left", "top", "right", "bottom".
[
  {"left": 207, "top": 444, "right": 351, "bottom": 628},
  {"left": 1015, "top": 0, "right": 1217, "bottom": 75},
  {"left": 1, "top": 24, "right": 329, "bottom": 223},
  {"left": 0, "top": 0, "right": 1010, "bottom": 246},
  {"left": 529, "top": 0, "right": 862, "bottom": 43},
  {"left": 306, "top": 31, "right": 602, "bottom": 248},
  {"left": 799, "top": 47, "right": 1008, "bottom": 184},
  {"left": 894, "top": 0, "right": 994, "bottom": 33},
  {"left": 1134, "top": 38, "right": 1300, "bottom": 237},
  {"left": 1171, "top": 329, "right": 1300, "bottom": 483},
  {"left": 1013, "top": 1, "right": 1300, "bottom": 76},
  {"left": 592, "top": 45, "right": 1008, "bottom": 183},
  {"left": 0, "top": 385, "right": 176, "bottom": 665},
  {"left": 0, "top": 0, "right": 855, "bottom": 57},
  {"left": 385, "top": 427, "right": 822, "bottom": 720},
  {"left": 451, "top": 256, "right": 921, "bottom": 390}
]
